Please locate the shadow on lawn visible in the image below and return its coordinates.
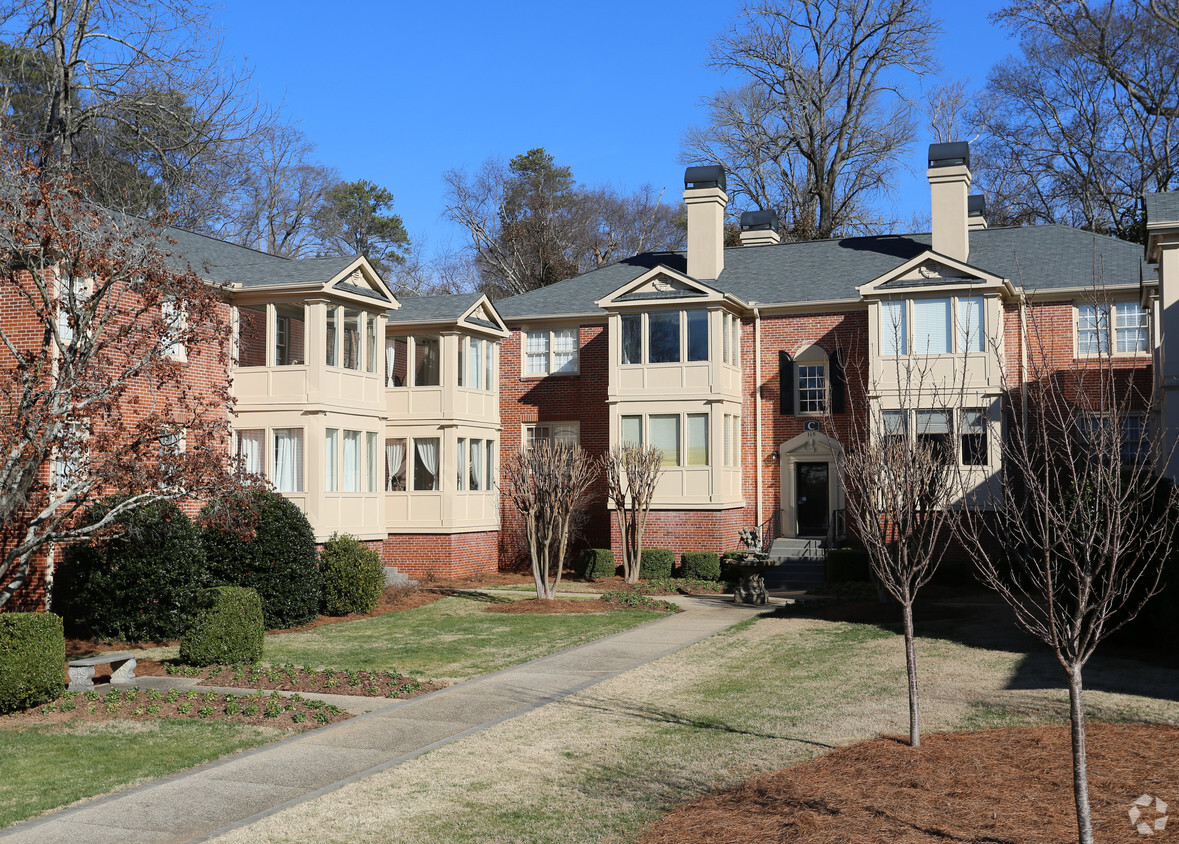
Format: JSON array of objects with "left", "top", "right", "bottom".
[
  {"left": 763, "top": 596, "right": 1179, "bottom": 705},
  {"left": 565, "top": 696, "right": 837, "bottom": 750}
]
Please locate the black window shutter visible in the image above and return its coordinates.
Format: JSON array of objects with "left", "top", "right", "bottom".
[
  {"left": 779, "top": 350, "right": 794, "bottom": 415},
  {"left": 829, "top": 349, "right": 846, "bottom": 414}
]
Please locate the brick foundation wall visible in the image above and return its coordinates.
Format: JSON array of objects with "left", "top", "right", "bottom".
[
  {"left": 609, "top": 508, "right": 748, "bottom": 561},
  {"left": 378, "top": 531, "right": 500, "bottom": 578}
]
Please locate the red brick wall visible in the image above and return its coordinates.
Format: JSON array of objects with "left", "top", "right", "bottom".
[{"left": 377, "top": 531, "right": 500, "bottom": 578}]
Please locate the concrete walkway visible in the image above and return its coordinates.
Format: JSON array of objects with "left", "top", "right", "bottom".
[{"left": 2, "top": 595, "right": 768, "bottom": 844}]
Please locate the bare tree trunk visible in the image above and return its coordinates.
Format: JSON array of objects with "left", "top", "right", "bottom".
[
  {"left": 902, "top": 600, "right": 921, "bottom": 748},
  {"left": 1068, "top": 666, "right": 1094, "bottom": 844}
]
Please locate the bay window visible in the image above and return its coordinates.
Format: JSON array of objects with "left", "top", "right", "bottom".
[
  {"left": 620, "top": 309, "right": 718, "bottom": 365},
  {"left": 272, "top": 428, "right": 304, "bottom": 493},
  {"left": 881, "top": 295, "right": 989, "bottom": 356}
]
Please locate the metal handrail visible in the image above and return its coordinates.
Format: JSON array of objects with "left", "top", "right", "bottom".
[{"left": 827, "top": 508, "right": 847, "bottom": 548}]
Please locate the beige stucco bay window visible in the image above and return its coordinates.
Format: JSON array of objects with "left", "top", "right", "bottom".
[
  {"left": 620, "top": 310, "right": 709, "bottom": 365},
  {"left": 236, "top": 302, "right": 307, "bottom": 368},
  {"left": 880, "top": 294, "right": 986, "bottom": 356}
]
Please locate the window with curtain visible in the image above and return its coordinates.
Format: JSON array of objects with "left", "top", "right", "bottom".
[
  {"left": 325, "top": 307, "right": 338, "bottom": 366},
  {"left": 552, "top": 328, "right": 577, "bottom": 373},
  {"left": 1077, "top": 304, "right": 1109, "bottom": 355},
  {"left": 468, "top": 338, "right": 484, "bottom": 389},
  {"left": 457, "top": 438, "right": 467, "bottom": 490},
  {"left": 273, "top": 428, "right": 304, "bottom": 492},
  {"left": 723, "top": 414, "right": 732, "bottom": 466},
  {"left": 342, "top": 430, "right": 361, "bottom": 492},
  {"left": 650, "top": 415, "right": 679, "bottom": 466},
  {"left": 686, "top": 310, "right": 708, "bottom": 362},
  {"left": 956, "top": 296, "right": 984, "bottom": 353},
  {"left": 686, "top": 414, "right": 708, "bottom": 465},
  {"left": 385, "top": 438, "right": 406, "bottom": 490},
  {"left": 469, "top": 440, "right": 483, "bottom": 491},
  {"left": 913, "top": 298, "right": 951, "bottom": 354},
  {"left": 485, "top": 440, "right": 495, "bottom": 489},
  {"left": 366, "top": 432, "right": 377, "bottom": 492},
  {"left": 526, "top": 422, "right": 579, "bottom": 447},
  {"left": 648, "top": 313, "right": 681, "bottom": 363},
  {"left": 325, "top": 429, "right": 339, "bottom": 492},
  {"left": 485, "top": 340, "right": 494, "bottom": 389},
  {"left": 525, "top": 330, "right": 549, "bottom": 374},
  {"left": 882, "top": 300, "right": 907, "bottom": 356},
  {"left": 621, "top": 315, "right": 641, "bottom": 365},
  {"left": 1115, "top": 302, "right": 1149, "bottom": 353},
  {"left": 235, "top": 429, "right": 264, "bottom": 476},
  {"left": 415, "top": 336, "right": 440, "bottom": 385},
  {"left": 414, "top": 438, "right": 440, "bottom": 490},
  {"left": 730, "top": 315, "right": 740, "bottom": 365},
  {"left": 387, "top": 337, "right": 408, "bottom": 386},
  {"left": 273, "top": 303, "right": 305, "bottom": 365},
  {"left": 237, "top": 304, "right": 267, "bottom": 367},
  {"left": 722, "top": 313, "right": 731, "bottom": 364}
]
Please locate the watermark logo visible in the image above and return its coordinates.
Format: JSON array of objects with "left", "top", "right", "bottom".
[{"left": 1130, "top": 794, "right": 1168, "bottom": 836}]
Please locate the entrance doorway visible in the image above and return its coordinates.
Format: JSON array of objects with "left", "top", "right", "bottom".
[{"left": 794, "top": 461, "right": 829, "bottom": 537}]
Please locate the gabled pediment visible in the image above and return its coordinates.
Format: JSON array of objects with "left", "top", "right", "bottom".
[
  {"left": 328, "top": 258, "right": 397, "bottom": 307},
  {"left": 858, "top": 251, "right": 1009, "bottom": 297},
  {"left": 595, "top": 265, "right": 747, "bottom": 310},
  {"left": 459, "top": 295, "right": 509, "bottom": 338}
]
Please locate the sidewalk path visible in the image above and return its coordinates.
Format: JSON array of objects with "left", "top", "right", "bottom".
[{"left": 2, "top": 595, "right": 767, "bottom": 844}]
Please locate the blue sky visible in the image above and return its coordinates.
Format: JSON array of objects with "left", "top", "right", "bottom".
[{"left": 218, "top": 0, "right": 1018, "bottom": 257}]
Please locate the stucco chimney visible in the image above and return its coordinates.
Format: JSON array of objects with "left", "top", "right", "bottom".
[
  {"left": 927, "top": 142, "right": 972, "bottom": 262},
  {"left": 739, "top": 210, "right": 781, "bottom": 246},
  {"left": 684, "top": 165, "right": 727, "bottom": 280},
  {"left": 967, "top": 194, "right": 988, "bottom": 231}
]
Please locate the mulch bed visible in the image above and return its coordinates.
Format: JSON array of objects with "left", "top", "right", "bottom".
[
  {"left": 640, "top": 723, "right": 1179, "bottom": 843},
  {"left": 4, "top": 687, "right": 350, "bottom": 732},
  {"left": 485, "top": 598, "right": 621, "bottom": 614},
  {"left": 133, "top": 662, "right": 443, "bottom": 698}
]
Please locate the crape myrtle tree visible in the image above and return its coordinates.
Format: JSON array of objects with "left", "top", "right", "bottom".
[
  {"left": 955, "top": 286, "right": 1179, "bottom": 844},
  {"left": 605, "top": 443, "right": 664, "bottom": 584},
  {"left": 0, "top": 157, "right": 235, "bottom": 607},
  {"left": 682, "top": 0, "right": 940, "bottom": 241},
  {"left": 503, "top": 438, "right": 597, "bottom": 600},
  {"left": 830, "top": 336, "right": 965, "bottom": 748}
]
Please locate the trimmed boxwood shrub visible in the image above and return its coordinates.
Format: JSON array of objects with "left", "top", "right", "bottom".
[
  {"left": 53, "top": 498, "right": 207, "bottom": 641},
  {"left": 0, "top": 612, "right": 65, "bottom": 713},
  {"left": 640, "top": 548, "right": 675, "bottom": 579},
  {"left": 179, "top": 587, "right": 264, "bottom": 667},
  {"left": 201, "top": 489, "right": 320, "bottom": 629},
  {"left": 578, "top": 548, "right": 617, "bottom": 580},
  {"left": 826, "top": 547, "right": 872, "bottom": 583},
  {"left": 680, "top": 551, "right": 721, "bottom": 582},
  {"left": 319, "top": 533, "right": 384, "bottom": 616}
]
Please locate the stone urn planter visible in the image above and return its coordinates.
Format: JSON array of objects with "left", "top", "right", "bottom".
[{"left": 729, "top": 551, "right": 778, "bottom": 605}]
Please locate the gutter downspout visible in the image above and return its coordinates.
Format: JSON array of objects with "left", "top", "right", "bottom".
[
  {"left": 753, "top": 304, "right": 762, "bottom": 528},
  {"left": 1019, "top": 294, "right": 1028, "bottom": 436}
]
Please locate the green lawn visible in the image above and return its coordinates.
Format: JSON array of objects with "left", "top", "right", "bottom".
[
  {"left": 0, "top": 719, "right": 281, "bottom": 829},
  {"left": 262, "top": 594, "right": 666, "bottom": 681}
]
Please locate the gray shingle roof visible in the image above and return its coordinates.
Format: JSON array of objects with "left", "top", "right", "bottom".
[
  {"left": 494, "top": 225, "right": 1153, "bottom": 319},
  {"left": 1146, "top": 191, "right": 1179, "bottom": 225},
  {"left": 386, "top": 293, "right": 485, "bottom": 323}
]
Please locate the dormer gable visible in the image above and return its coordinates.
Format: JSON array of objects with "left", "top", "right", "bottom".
[
  {"left": 326, "top": 257, "right": 398, "bottom": 308},
  {"left": 595, "top": 265, "right": 747, "bottom": 311},
  {"left": 459, "top": 295, "right": 509, "bottom": 338},
  {"left": 858, "top": 252, "right": 1014, "bottom": 299}
]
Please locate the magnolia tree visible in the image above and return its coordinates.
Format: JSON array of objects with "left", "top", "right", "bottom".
[
  {"left": 0, "top": 158, "right": 235, "bottom": 607},
  {"left": 503, "top": 439, "right": 597, "bottom": 600},
  {"left": 605, "top": 443, "right": 663, "bottom": 583},
  {"left": 832, "top": 349, "right": 962, "bottom": 748},
  {"left": 955, "top": 296, "right": 1179, "bottom": 844}
]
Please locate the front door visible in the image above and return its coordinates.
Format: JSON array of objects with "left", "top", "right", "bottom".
[{"left": 795, "top": 462, "right": 829, "bottom": 537}]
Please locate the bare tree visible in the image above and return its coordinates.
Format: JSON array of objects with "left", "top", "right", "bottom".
[
  {"left": 605, "top": 443, "right": 663, "bottom": 584},
  {"left": 832, "top": 342, "right": 964, "bottom": 747},
  {"left": 955, "top": 287, "right": 1178, "bottom": 844},
  {"left": 220, "top": 123, "right": 338, "bottom": 258},
  {"left": 0, "top": 0, "right": 277, "bottom": 229},
  {"left": 970, "top": 0, "right": 1179, "bottom": 240},
  {"left": 0, "top": 158, "right": 236, "bottom": 607},
  {"left": 924, "top": 77, "right": 974, "bottom": 144},
  {"left": 681, "top": 0, "right": 940, "bottom": 240},
  {"left": 503, "top": 439, "right": 597, "bottom": 600}
]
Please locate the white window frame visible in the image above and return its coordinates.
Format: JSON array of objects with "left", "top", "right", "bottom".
[
  {"left": 617, "top": 412, "right": 714, "bottom": 468},
  {"left": 524, "top": 421, "right": 580, "bottom": 448},
  {"left": 524, "top": 327, "right": 579, "bottom": 376},
  {"left": 1075, "top": 301, "right": 1149, "bottom": 357},
  {"left": 881, "top": 295, "right": 989, "bottom": 357},
  {"left": 161, "top": 294, "right": 187, "bottom": 362}
]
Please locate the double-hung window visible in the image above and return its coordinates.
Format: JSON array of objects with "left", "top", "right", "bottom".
[
  {"left": 525, "top": 422, "right": 579, "bottom": 448},
  {"left": 525, "top": 327, "right": 578, "bottom": 375},
  {"left": 1077, "top": 302, "right": 1148, "bottom": 355},
  {"left": 797, "top": 365, "right": 826, "bottom": 414}
]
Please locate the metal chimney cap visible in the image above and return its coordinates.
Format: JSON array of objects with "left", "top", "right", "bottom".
[
  {"left": 968, "top": 194, "right": 987, "bottom": 217},
  {"left": 740, "top": 209, "right": 778, "bottom": 231},
  {"left": 684, "top": 165, "right": 726, "bottom": 191},
  {"left": 928, "top": 141, "right": 971, "bottom": 169}
]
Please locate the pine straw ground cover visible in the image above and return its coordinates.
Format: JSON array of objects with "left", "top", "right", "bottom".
[
  {"left": 14, "top": 686, "right": 348, "bottom": 730},
  {"left": 640, "top": 723, "right": 1179, "bottom": 843},
  {"left": 147, "top": 663, "right": 441, "bottom": 698}
]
